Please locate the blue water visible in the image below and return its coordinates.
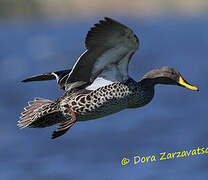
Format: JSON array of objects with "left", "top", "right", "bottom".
[{"left": 0, "top": 16, "right": 208, "bottom": 180}]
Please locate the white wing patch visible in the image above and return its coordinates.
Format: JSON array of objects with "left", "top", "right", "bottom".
[
  {"left": 85, "top": 77, "right": 114, "bottom": 90},
  {"left": 86, "top": 66, "right": 120, "bottom": 90},
  {"left": 51, "top": 72, "right": 59, "bottom": 83},
  {"left": 86, "top": 63, "right": 128, "bottom": 90}
]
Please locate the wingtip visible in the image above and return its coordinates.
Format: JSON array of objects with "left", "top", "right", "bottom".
[
  {"left": 104, "top": 17, "right": 109, "bottom": 21},
  {"left": 104, "top": 17, "right": 111, "bottom": 20},
  {"left": 21, "top": 77, "right": 35, "bottom": 83},
  {"left": 96, "top": 17, "right": 113, "bottom": 25},
  {"left": 104, "top": 17, "right": 116, "bottom": 23}
]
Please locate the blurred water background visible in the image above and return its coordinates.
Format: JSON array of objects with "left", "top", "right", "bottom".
[{"left": 0, "top": 0, "right": 208, "bottom": 179}]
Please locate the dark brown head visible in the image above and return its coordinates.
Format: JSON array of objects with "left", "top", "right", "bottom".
[{"left": 141, "top": 66, "right": 199, "bottom": 91}]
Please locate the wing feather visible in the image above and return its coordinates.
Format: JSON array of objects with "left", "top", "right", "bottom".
[
  {"left": 22, "top": 69, "right": 71, "bottom": 90},
  {"left": 65, "top": 17, "right": 139, "bottom": 91}
]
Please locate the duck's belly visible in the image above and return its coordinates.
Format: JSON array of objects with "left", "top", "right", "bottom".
[
  {"left": 60, "top": 80, "right": 153, "bottom": 122},
  {"left": 60, "top": 82, "right": 133, "bottom": 121},
  {"left": 76, "top": 97, "right": 129, "bottom": 121}
]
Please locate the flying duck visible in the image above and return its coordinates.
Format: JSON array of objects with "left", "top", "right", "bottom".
[{"left": 18, "top": 17, "right": 198, "bottom": 139}]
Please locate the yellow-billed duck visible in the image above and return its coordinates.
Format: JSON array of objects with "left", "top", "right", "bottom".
[{"left": 18, "top": 17, "right": 198, "bottom": 139}]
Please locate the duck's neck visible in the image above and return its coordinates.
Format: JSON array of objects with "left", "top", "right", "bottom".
[
  {"left": 126, "top": 78, "right": 155, "bottom": 109},
  {"left": 128, "top": 74, "right": 176, "bottom": 108},
  {"left": 138, "top": 78, "right": 158, "bottom": 90}
]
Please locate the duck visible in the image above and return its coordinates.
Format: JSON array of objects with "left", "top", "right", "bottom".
[{"left": 18, "top": 17, "right": 198, "bottom": 139}]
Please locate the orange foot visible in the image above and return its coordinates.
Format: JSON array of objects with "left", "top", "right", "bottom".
[{"left": 52, "top": 108, "right": 77, "bottom": 139}]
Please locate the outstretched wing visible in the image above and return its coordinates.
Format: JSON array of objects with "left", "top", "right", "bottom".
[
  {"left": 22, "top": 69, "right": 71, "bottom": 90},
  {"left": 64, "top": 17, "right": 139, "bottom": 91}
]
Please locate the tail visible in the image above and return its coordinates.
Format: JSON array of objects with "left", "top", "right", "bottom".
[{"left": 18, "top": 98, "right": 61, "bottom": 128}]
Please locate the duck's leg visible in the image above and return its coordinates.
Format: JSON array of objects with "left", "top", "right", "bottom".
[{"left": 52, "top": 108, "right": 77, "bottom": 139}]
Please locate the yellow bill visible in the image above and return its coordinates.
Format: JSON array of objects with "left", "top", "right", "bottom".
[{"left": 179, "top": 76, "right": 199, "bottom": 91}]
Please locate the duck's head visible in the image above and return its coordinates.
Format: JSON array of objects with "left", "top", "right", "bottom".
[{"left": 142, "top": 66, "right": 199, "bottom": 91}]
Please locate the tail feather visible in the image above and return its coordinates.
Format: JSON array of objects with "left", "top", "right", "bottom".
[
  {"left": 18, "top": 98, "right": 53, "bottom": 128},
  {"left": 18, "top": 97, "right": 75, "bottom": 139}
]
